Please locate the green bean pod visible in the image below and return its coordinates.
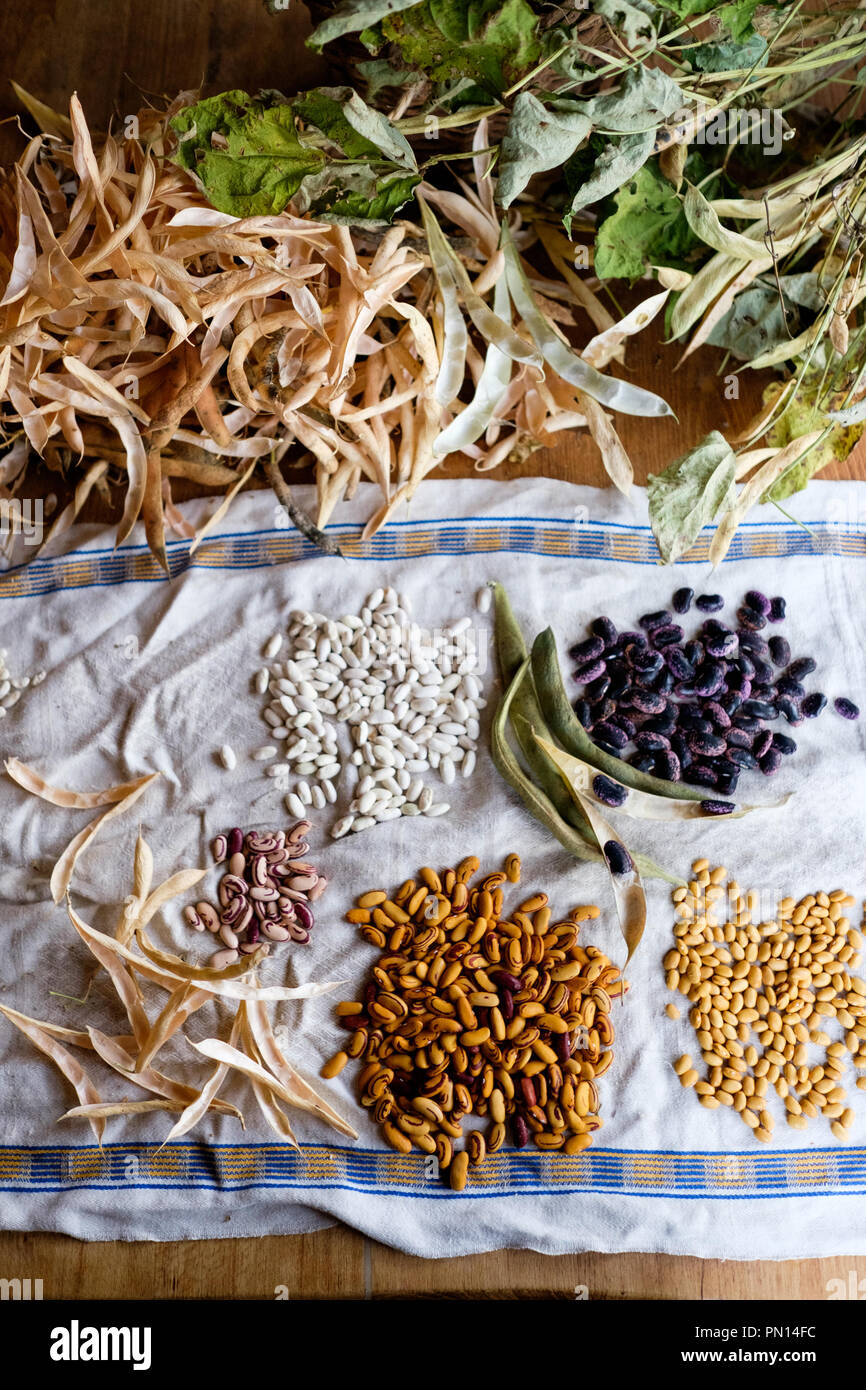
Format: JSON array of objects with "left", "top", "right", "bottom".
[
  {"left": 530, "top": 627, "right": 706, "bottom": 802},
  {"left": 492, "top": 583, "right": 595, "bottom": 840}
]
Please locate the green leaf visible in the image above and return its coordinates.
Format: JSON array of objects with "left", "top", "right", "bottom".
[
  {"left": 379, "top": 0, "right": 541, "bottom": 96},
  {"left": 763, "top": 378, "right": 864, "bottom": 501},
  {"left": 691, "top": 32, "right": 768, "bottom": 72},
  {"left": 648, "top": 430, "right": 737, "bottom": 563},
  {"left": 719, "top": 0, "right": 761, "bottom": 42},
  {"left": 594, "top": 160, "right": 701, "bottom": 281},
  {"left": 356, "top": 58, "right": 417, "bottom": 97},
  {"left": 307, "top": 0, "right": 422, "bottom": 49},
  {"left": 592, "top": 0, "right": 656, "bottom": 48},
  {"left": 293, "top": 86, "right": 417, "bottom": 169},
  {"left": 706, "top": 283, "right": 795, "bottom": 360},
  {"left": 497, "top": 93, "right": 591, "bottom": 208},
  {"left": 564, "top": 129, "right": 654, "bottom": 226},
  {"left": 170, "top": 91, "right": 324, "bottom": 216},
  {"left": 584, "top": 64, "right": 683, "bottom": 134},
  {"left": 306, "top": 169, "right": 421, "bottom": 223}
]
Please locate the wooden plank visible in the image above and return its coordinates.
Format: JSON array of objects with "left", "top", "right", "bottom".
[{"left": 0, "top": 1225, "right": 366, "bottom": 1299}]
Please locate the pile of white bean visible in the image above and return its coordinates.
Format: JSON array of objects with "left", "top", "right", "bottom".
[
  {"left": 250, "top": 587, "right": 487, "bottom": 837},
  {"left": 0, "top": 648, "right": 45, "bottom": 717}
]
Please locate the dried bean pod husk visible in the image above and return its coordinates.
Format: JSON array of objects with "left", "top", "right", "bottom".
[
  {"left": 566, "top": 788, "right": 646, "bottom": 968},
  {"left": 534, "top": 735, "right": 792, "bottom": 822},
  {"left": 0, "top": 1003, "right": 105, "bottom": 1143}
]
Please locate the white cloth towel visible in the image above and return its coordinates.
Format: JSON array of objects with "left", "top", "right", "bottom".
[{"left": 0, "top": 476, "right": 865, "bottom": 1257}]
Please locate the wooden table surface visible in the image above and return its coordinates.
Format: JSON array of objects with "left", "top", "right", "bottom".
[{"left": 1, "top": 1, "right": 864, "bottom": 1300}]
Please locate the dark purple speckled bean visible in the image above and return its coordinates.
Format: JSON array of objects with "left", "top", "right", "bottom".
[
  {"left": 592, "top": 774, "right": 629, "bottom": 807},
  {"left": 628, "top": 690, "right": 668, "bottom": 715},
  {"left": 696, "top": 594, "right": 724, "bottom": 612},
  {"left": 786, "top": 657, "right": 816, "bottom": 679},
  {"left": 635, "top": 730, "right": 671, "bottom": 752},
  {"left": 603, "top": 841, "right": 633, "bottom": 876},
  {"left": 728, "top": 747, "right": 759, "bottom": 769},
  {"left": 591, "top": 616, "right": 618, "bottom": 645},
  {"left": 759, "top": 748, "right": 782, "bottom": 775},
  {"left": 726, "top": 727, "right": 752, "bottom": 749},
  {"left": 657, "top": 750, "right": 682, "bottom": 781},
  {"left": 593, "top": 720, "right": 629, "bottom": 749},
  {"left": 744, "top": 590, "right": 772, "bottom": 616},
  {"left": 672, "top": 587, "right": 694, "bottom": 614},
  {"left": 738, "top": 606, "right": 767, "bottom": 631},
  {"left": 639, "top": 610, "right": 671, "bottom": 630},
  {"left": 689, "top": 731, "right": 727, "bottom": 758},
  {"left": 772, "top": 732, "right": 796, "bottom": 755},
  {"left": 768, "top": 635, "right": 790, "bottom": 667},
  {"left": 801, "top": 692, "right": 826, "bottom": 718},
  {"left": 575, "top": 656, "right": 607, "bottom": 683},
  {"left": 834, "top": 697, "right": 860, "bottom": 720},
  {"left": 776, "top": 696, "right": 802, "bottom": 726},
  {"left": 569, "top": 635, "right": 605, "bottom": 662},
  {"left": 701, "top": 799, "right": 736, "bottom": 816},
  {"left": 706, "top": 632, "right": 738, "bottom": 660},
  {"left": 752, "top": 729, "right": 773, "bottom": 759},
  {"left": 768, "top": 596, "right": 786, "bottom": 621},
  {"left": 650, "top": 623, "right": 684, "bottom": 648}
]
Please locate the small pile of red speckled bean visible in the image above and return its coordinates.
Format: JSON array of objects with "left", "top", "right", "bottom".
[{"left": 183, "top": 822, "right": 328, "bottom": 967}]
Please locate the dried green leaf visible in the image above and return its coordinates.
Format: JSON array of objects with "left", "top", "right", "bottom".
[
  {"left": 648, "top": 429, "right": 737, "bottom": 563},
  {"left": 497, "top": 93, "right": 591, "bottom": 208}
]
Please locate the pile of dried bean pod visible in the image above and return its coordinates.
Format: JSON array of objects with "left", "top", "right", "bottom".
[
  {"left": 666, "top": 860, "right": 866, "bottom": 1142},
  {"left": 323, "top": 854, "right": 625, "bottom": 1191}
]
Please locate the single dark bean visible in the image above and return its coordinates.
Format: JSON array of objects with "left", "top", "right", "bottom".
[
  {"left": 701, "top": 799, "right": 736, "bottom": 816},
  {"left": 569, "top": 635, "right": 605, "bottom": 663},
  {"left": 703, "top": 700, "right": 732, "bottom": 730},
  {"left": 664, "top": 647, "right": 694, "bottom": 681},
  {"left": 772, "top": 732, "right": 796, "bottom": 755},
  {"left": 629, "top": 752, "right": 658, "bottom": 774},
  {"left": 706, "top": 633, "right": 738, "bottom": 660},
  {"left": 759, "top": 748, "right": 782, "bottom": 776},
  {"left": 751, "top": 657, "right": 774, "bottom": 685},
  {"left": 752, "top": 729, "right": 773, "bottom": 759},
  {"left": 671, "top": 733, "right": 692, "bottom": 767},
  {"left": 733, "top": 714, "right": 761, "bottom": 734},
  {"left": 593, "top": 720, "right": 629, "bottom": 749},
  {"left": 512, "top": 1115, "right": 530, "bottom": 1149},
  {"left": 786, "top": 657, "right": 816, "bottom": 680},
  {"left": 721, "top": 692, "right": 744, "bottom": 717},
  {"left": 607, "top": 669, "right": 631, "bottom": 701},
  {"left": 591, "top": 698, "right": 616, "bottom": 722},
  {"left": 635, "top": 730, "right": 671, "bottom": 752},
  {"left": 694, "top": 662, "right": 725, "bottom": 698},
  {"left": 776, "top": 675, "right": 805, "bottom": 700},
  {"left": 678, "top": 709, "right": 713, "bottom": 733},
  {"left": 638, "top": 610, "right": 671, "bottom": 630},
  {"left": 657, "top": 750, "right": 682, "bottom": 782},
  {"left": 768, "top": 635, "right": 790, "bottom": 667},
  {"left": 609, "top": 712, "right": 637, "bottom": 739},
  {"left": 726, "top": 727, "right": 752, "bottom": 749},
  {"left": 591, "top": 616, "right": 618, "bottom": 646},
  {"left": 696, "top": 594, "right": 724, "bottom": 612},
  {"left": 726, "top": 669, "right": 750, "bottom": 697},
  {"left": 594, "top": 739, "right": 623, "bottom": 759},
  {"left": 683, "top": 640, "right": 705, "bottom": 666},
  {"left": 642, "top": 711, "right": 678, "bottom": 737},
  {"left": 701, "top": 618, "right": 729, "bottom": 638},
  {"left": 801, "top": 691, "right": 826, "bottom": 719},
  {"left": 776, "top": 696, "right": 802, "bottom": 726},
  {"left": 744, "top": 589, "right": 771, "bottom": 616},
  {"left": 572, "top": 698, "right": 593, "bottom": 727},
  {"left": 768, "top": 596, "right": 786, "bottom": 622},
  {"left": 689, "top": 732, "right": 728, "bottom": 758},
  {"left": 834, "top": 697, "right": 860, "bottom": 720},
  {"left": 716, "top": 772, "right": 739, "bottom": 797},
  {"left": 738, "top": 631, "right": 769, "bottom": 657},
  {"left": 737, "top": 652, "right": 756, "bottom": 678},
  {"left": 672, "top": 587, "right": 694, "bottom": 614},
  {"left": 585, "top": 673, "right": 611, "bottom": 703},
  {"left": 690, "top": 761, "right": 720, "bottom": 788},
  {"left": 654, "top": 669, "right": 677, "bottom": 695},
  {"left": 742, "top": 698, "right": 777, "bottom": 720},
  {"left": 728, "top": 747, "right": 759, "bottom": 769},
  {"left": 650, "top": 623, "right": 684, "bottom": 648},
  {"left": 592, "top": 773, "right": 629, "bottom": 807},
  {"left": 629, "top": 647, "right": 664, "bottom": 676},
  {"left": 575, "top": 657, "right": 607, "bottom": 683},
  {"left": 738, "top": 606, "right": 767, "bottom": 631},
  {"left": 603, "top": 840, "right": 633, "bottom": 876},
  {"left": 628, "top": 690, "right": 668, "bottom": 715}
]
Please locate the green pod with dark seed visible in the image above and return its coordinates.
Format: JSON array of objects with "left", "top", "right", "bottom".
[
  {"left": 530, "top": 626, "right": 706, "bottom": 802},
  {"left": 492, "top": 584, "right": 595, "bottom": 840}
]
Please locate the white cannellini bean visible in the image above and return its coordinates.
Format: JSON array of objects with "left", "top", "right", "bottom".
[
  {"left": 285, "top": 793, "right": 306, "bottom": 819},
  {"left": 476, "top": 586, "right": 492, "bottom": 614},
  {"left": 220, "top": 745, "right": 236, "bottom": 770},
  {"left": 264, "top": 633, "right": 283, "bottom": 660}
]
